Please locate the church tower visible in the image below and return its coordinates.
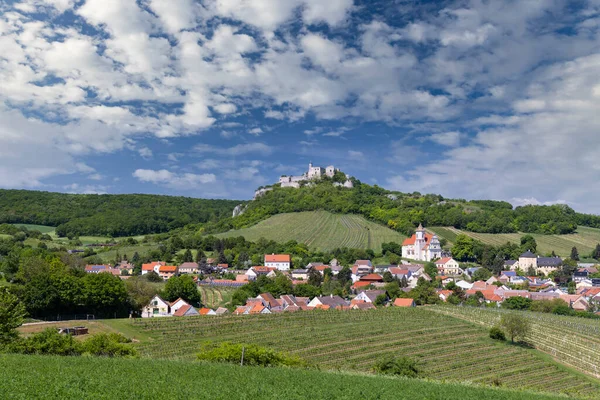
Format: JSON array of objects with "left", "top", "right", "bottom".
[{"left": 415, "top": 223, "right": 425, "bottom": 261}]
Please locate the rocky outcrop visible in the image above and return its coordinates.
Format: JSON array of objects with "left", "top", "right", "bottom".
[{"left": 232, "top": 204, "right": 247, "bottom": 218}]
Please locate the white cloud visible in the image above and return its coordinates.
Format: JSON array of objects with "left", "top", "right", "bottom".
[
  {"left": 214, "top": 103, "right": 238, "bottom": 114},
  {"left": 425, "top": 131, "right": 462, "bottom": 147},
  {"left": 194, "top": 142, "right": 274, "bottom": 156},
  {"left": 302, "top": 0, "right": 353, "bottom": 26},
  {"left": 133, "top": 169, "right": 216, "bottom": 189},
  {"left": 348, "top": 150, "right": 364, "bottom": 158},
  {"left": 148, "top": 0, "right": 201, "bottom": 34},
  {"left": 248, "top": 128, "right": 263, "bottom": 136},
  {"left": 138, "top": 147, "right": 153, "bottom": 159}
]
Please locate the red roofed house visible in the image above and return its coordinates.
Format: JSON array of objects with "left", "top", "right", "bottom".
[
  {"left": 393, "top": 298, "right": 416, "bottom": 307},
  {"left": 245, "top": 266, "right": 277, "bottom": 280},
  {"left": 142, "top": 295, "right": 171, "bottom": 318},
  {"left": 401, "top": 224, "right": 442, "bottom": 261},
  {"left": 141, "top": 261, "right": 166, "bottom": 276},
  {"left": 159, "top": 265, "right": 178, "bottom": 280},
  {"left": 435, "top": 258, "right": 462, "bottom": 275},
  {"left": 351, "top": 281, "right": 374, "bottom": 290},
  {"left": 198, "top": 307, "right": 217, "bottom": 316},
  {"left": 173, "top": 304, "right": 200, "bottom": 317},
  {"left": 360, "top": 274, "right": 383, "bottom": 283},
  {"left": 264, "top": 254, "right": 291, "bottom": 271}
]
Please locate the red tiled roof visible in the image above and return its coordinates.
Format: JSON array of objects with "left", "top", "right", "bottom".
[
  {"left": 250, "top": 303, "right": 266, "bottom": 313},
  {"left": 435, "top": 257, "right": 453, "bottom": 265},
  {"left": 142, "top": 261, "right": 165, "bottom": 271},
  {"left": 402, "top": 233, "right": 434, "bottom": 247},
  {"left": 199, "top": 308, "right": 213, "bottom": 315},
  {"left": 159, "top": 265, "right": 177, "bottom": 273},
  {"left": 265, "top": 254, "right": 290, "bottom": 262},
  {"left": 393, "top": 298, "right": 415, "bottom": 307},
  {"left": 352, "top": 281, "right": 373, "bottom": 289},
  {"left": 360, "top": 274, "right": 383, "bottom": 282},
  {"left": 173, "top": 305, "right": 192, "bottom": 316}
]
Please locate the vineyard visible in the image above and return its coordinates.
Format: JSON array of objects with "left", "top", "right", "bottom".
[
  {"left": 215, "top": 211, "right": 406, "bottom": 252},
  {"left": 126, "top": 308, "right": 600, "bottom": 397},
  {"left": 198, "top": 286, "right": 235, "bottom": 309},
  {"left": 429, "top": 226, "right": 600, "bottom": 256},
  {"left": 431, "top": 306, "right": 600, "bottom": 379},
  {"left": 0, "top": 354, "right": 573, "bottom": 400}
]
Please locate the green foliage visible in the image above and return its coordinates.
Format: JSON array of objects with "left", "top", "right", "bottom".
[
  {"left": 500, "top": 314, "right": 531, "bottom": 343},
  {"left": 374, "top": 294, "right": 387, "bottom": 306},
  {"left": 0, "top": 288, "right": 26, "bottom": 346},
  {"left": 162, "top": 275, "right": 201, "bottom": 307},
  {"left": 489, "top": 326, "right": 506, "bottom": 341},
  {"left": 424, "top": 262, "right": 437, "bottom": 278},
  {"left": 472, "top": 268, "right": 492, "bottom": 281},
  {"left": 452, "top": 235, "right": 480, "bottom": 262},
  {"left": 144, "top": 271, "right": 163, "bottom": 283},
  {"left": 125, "top": 276, "right": 159, "bottom": 312},
  {"left": 374, "top": 356, "right": 420, "bottom": 378},
  {"left": 80, "top": 333, "right": 137, "bottom": 357},
  {"left": 502, "top": 297, "right": 533, "bottom": 311},
  {"left": 520, "top": 235, "right": 537, "bottom": 253},
  {"left": 570, "top": 246, "right": 579, "bottom": 261},
  {"left": 197, "top": 341, "right": 306, "bottom": 368},
  {"left": 0, "top": 189, "right": 240, "bottom": 237}
]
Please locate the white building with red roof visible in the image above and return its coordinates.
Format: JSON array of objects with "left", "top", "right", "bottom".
[
  {"left": 435, "top": 257, "right": 462, "bottom": 275},
  {"left": 401, "top": 224, "right": 442, "bottom": 262},
  {"left": 264, "top": 254, "right": 291, "bottom": 271}
]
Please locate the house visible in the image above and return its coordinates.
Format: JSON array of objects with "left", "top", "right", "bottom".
[
  {"left": 354, "top": 290, "right": 386, "bottom": 303},
  {"left": 401, "top": 224, "right": 442, "bottom": 261},
  {"left": 351, "top": 261, "right": 374, "bottom": 282},
  {"left": 170, "top": 298, "right": 192, "bottom": 315},
  {"left": 504, "top": 260, "right": 517, "bottom": 269},
  {"left": 174, "top": 304, "right": 200, "bottom": 317},
  {"left": 498, "top": 271, "right": 517, "bottom": 284},
  {"left": 142, "top": 295, "right": 171, "bottom": 318},
  {"left": 573, "top": 269, "right": 590, "bottom": 283},
  {"left": 456, "top": 280, "right": 473, "bottom": 290},
  {"left": 215, "top": 307, "right": 229, "bottom": 315},
  {"left": 351, "top": 301, "right": 377, "bottom": 310},
  {"left": 115, "top": 261, "right": 134, "bottom": 275},
  {"left": 577, "top": 279, "right": 594, "bottom": 289},
  {"left": 179, "top": 262, "right": 199, "bottom": 274},
  {"left": 217, "top": 263, "right": 229, "bottom": 270},
  {"left": 250, "top": 302, "right": 272, "bottom": 314},
  {"left": 279, "top": 295, "right": 308, "bottom": 309},
  {"left": 84, "top": 265, "right": 120, "bottom": 275},
  {"left": 388, "top": 267, "right": 411, "bottom": 280},
  {"left": 393, "top": 298, "right": 416, "bottom": 307},
  {"left": 159, "top": 265, "right": 178, "bottom": 280},
  {"left": 245, "top": 266, "right": 277, "bottom": 280},
  {"left": 437, "top": 290, "right": 453, "bottom": 302},
  {"left": 351, "top": 281, "right": 374, "bottom": 290},
  {"left": 486, "top": 276, "right": 499, "bottom": 285},
  {"left": 199, "top": 308, "right": 217, "bottom": 316},
  {"left": 307, "top": 295, "right": 348, "bottom": 309},
  {"left": 471, "top": 281, "right": 490, "bottom": 292},
  {"left": 435, "top": 258, "right": 463, "bottom": 275},
  {"left": 510, "top": 252, "right": 562, "bottom": 275},
  {"left": 438, "top": 276, "right": 454, "bottom": 286},
  {"left": 141, "top": 261, "right": 166, "bottom": 275},
  {"left": 291, "top": 269, "right": 309, "bottom": 280},
  {"left": 264, "top": 254, "right": 291, "bottom": 271},
  {"left": 257, "top": 293, "right": 282, "bottom": 310}
]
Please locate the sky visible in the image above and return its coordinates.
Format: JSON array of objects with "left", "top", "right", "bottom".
[{"left": 1, "top": 0, "right": 600, "bottom": 213}]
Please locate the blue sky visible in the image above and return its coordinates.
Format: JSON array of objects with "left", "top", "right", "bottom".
[{"left": 1, "top": 0, "right": 600, "bottom": 212}]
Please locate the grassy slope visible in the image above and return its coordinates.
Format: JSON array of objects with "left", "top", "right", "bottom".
[
  {"left": 0, "top": 354, "right": 568, "bottom": 400},
  {"left": 430, "top": 226, "right": 600, "bottom": 256},
  {"left": 117, "top": 308, "right": 599, "bottom": 397},
  {"left": 215, "top": 211, "right": 407, "bottom": 252}
]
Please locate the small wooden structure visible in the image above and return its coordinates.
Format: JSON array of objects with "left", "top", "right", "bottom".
[{"left": 57, "top": 326, "right": 89, "bottom": 336}]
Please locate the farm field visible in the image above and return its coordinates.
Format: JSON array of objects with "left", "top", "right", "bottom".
[
  {"left": 215, "top": 211, "right": 407, "bottom": 252},
  {"left": 125, "top": 308, "right": 599, "bottom": 397},
  {"left": 431, "top": 306, "right": 600, "bottom": 380},
  {"left": 429, "top": 226, "right": 600, "bottom": 256},
  {"left": 198, "top": 286, "right": 236, "bottom": 309},
  {"left": 0, "top": 354, "right": 570, "bottom": 400}
]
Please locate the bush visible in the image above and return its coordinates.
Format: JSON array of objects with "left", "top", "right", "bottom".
[
  {"left": 145, "top": 271, "right": 163, "bottom": 283},
  {"left": 81, "top": 333, "right": 137, "bottom": 357},
  {"left": 11, "top": 329, "right": 81, "bottom": 356},
  {"left": 374, "top": 356, "right": 420, "bottom": 378},
  {"left": 489, "top": 326, "right": 506, "bottom": 341},
  {"left": 197, "top": 342, "right": 306, "bottom": 368}
]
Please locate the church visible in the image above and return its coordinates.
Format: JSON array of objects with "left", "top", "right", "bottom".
[{"left": 401, "top": 224, "right": 442, "bottom": 262}]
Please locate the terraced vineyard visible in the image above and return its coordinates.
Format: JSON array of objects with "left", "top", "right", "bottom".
[
  {"left": 431, "top": 306, "right": 600, "bottom": 380},
  {"left": 198, "top": 286, "right": 235, "bottom": 309},
  {"left": 128, "top": 308, "right": 599, "bottom": 397},
  {"left": 430, "top": 226, "right": 600, "bottom": 256},
  {"left": 215, "top": 211, "right": 406, "bottom": 252}
]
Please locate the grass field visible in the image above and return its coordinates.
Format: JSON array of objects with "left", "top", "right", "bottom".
[
  {"left": 430, "top": 226, "right": 600, "bottom": 256},
  {"left": 115, "top": 308, "right": 600, "bottom": 397},
  {"left": 431, "top": 306, "right": 600, "bottom": 379},
  {"left": 216, "top": 211, "right": 406, "bottom": 252},
  {"left": 0, "top": 354, "right": 571, "bottom": 400},
  {"left": 13, "top": 223, "right": 57, "bottom": 234}
]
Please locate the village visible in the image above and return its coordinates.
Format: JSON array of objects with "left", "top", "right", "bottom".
[{"left": 83, "top": 224, "right": 600, "bottom": 318}]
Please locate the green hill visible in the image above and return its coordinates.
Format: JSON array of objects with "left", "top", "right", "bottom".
[
  {"left": 0, "top": 354, "right": 568, "bottom": 400},
  {"left": 214, "top": 211, "right": 406, "bottom": 252},
  {"left": 0, "top": 189, "right": 241, "bottom": 237},
  {"left": 430, "top": 226, "right": 600, "bottom": 256},
  {"left": 125, "top": 308, "right": 599, "bottom": 397}
]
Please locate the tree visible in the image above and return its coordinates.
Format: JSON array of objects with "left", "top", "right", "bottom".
[
  {"left": 307, "top": 269, "right": 322, "bottom": 287},
  {"left": 387, "top": 253, "right": 400, "bottom": 265},
  {"left": 519, "top": 235, "right": 537, "bottom": 253},
  {"left": 125, "top": 276, "right": 159, "bottom": 313},
  {"left": 0, "top": 287, "right": 27, "bottom": 346},
  {"left": 592, "top": 244, "right": 600, "bottom": 260},
  {"left": 182, "top": 249, "right": 193, "bottom": 263},
  {"left": 144, "top": 271, "right": 163, "bottom": 283},
  {"left": 424, "top": 262, "right": 437, "bottom": 278},
  {"left": 500, "top": 314, "right": 530, "bottom": 343},
  {"left": 374, "top": 294, "right": 387, "bottom": 306},
  {"left": 162, "top": 275, "right": 201, "bottom": 307},
  {"left": 337, "top": 267, "right": 351, "bottom": 286},
  {"left": 382, "top": 271, "right": 394, "bottom": 283},
  {"left": 501, "top": 296, "right": 532, "bottom": 310},
  {"left": 83, "top": 273, "right": 129, "bottom": 317},
  {"left": 374, "top": 356, "right": 419, "bottom": 377},
  {"left": 195, "top": 249, "right": 205, "bottom": 263},
  {"left": 472, "top": 268, "right": 492, "bottom": 282},
  {"left": 570, "top": 246, "right": 580, "bottom": 261},
  {"left": 451, "top": 235, "right": 478, "bottom": 262}
]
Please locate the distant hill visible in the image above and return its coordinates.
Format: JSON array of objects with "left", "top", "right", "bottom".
[
  {"left": 215, "top": 211, "right": 406, "bottom": 252},
  {"left": 204, "top": 178, "right": 600, "bottom": 238},
  {"left": 0, "top": 190, "right": 241, "bottom": 237},
  {"left": 430, "top": 226, "right": 600, "bottom": 257}
]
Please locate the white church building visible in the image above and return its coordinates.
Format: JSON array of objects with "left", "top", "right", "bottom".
[{"left": 401, "top": 224, "right": 442, "bottom": 262}]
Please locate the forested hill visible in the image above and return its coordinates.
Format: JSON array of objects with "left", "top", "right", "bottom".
[
  {"left": 204, "top": 178, "right": 600, "bottom": 236},
  {"left": 0, "top": 190, "right": 241, "bottom": 237}
]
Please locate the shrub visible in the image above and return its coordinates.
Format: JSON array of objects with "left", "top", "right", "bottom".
[
  {"left": 11, "top": 329, "right": 81, "bottom": 356},
  {"left": 489, "top": 326, "right": 506, "bottom": 341},
  {"left": 81, "top": 333, "right": 137, "bottom": 357},
  {"left": 374, "top": 356, "right": 420, "bottom": 378},
  {"left": 197, "top": 341, "right": 306, "bottom": 368}
]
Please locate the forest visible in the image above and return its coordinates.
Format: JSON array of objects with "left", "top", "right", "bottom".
[{"left": 0, "top": 190, "right": 241, "bottom": 237}]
